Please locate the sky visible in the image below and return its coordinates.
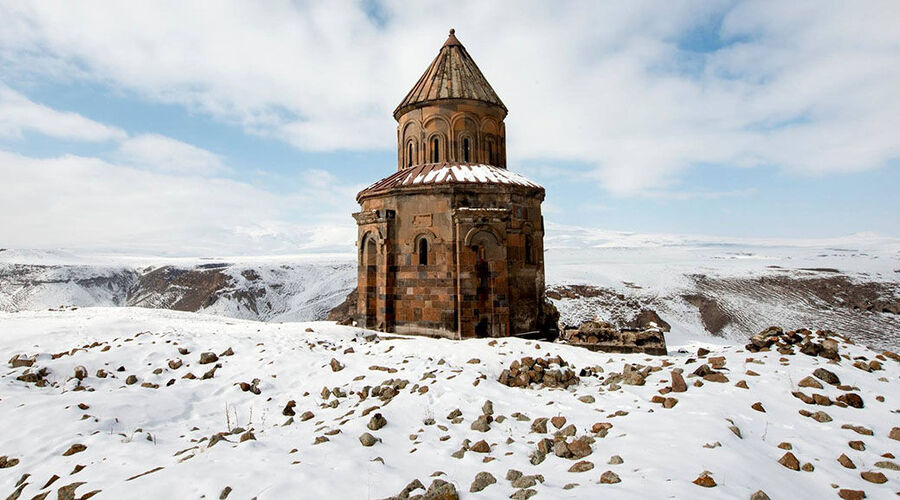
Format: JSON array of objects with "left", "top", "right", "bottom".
[{"left": 1, "top": 0, "right": 898, "bottom": 255}]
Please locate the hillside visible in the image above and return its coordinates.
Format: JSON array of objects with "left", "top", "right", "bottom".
[
  {"left": 1, "top": 233, "right": 898, "bottom": 351},
  {"left": 0, "top": 308, "right": 897, "bottom": 499}
]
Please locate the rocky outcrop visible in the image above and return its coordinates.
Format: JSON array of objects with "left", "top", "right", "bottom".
[{"left": 326, "top": 289, "right": 357, "bottom": 325}]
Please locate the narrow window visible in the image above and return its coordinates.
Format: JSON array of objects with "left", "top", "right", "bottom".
[
  {"left": 407, "top": 142, "right": 413, "bottom": 167},
  {"left": 432, "top": 137, "right": 439, "bottom": 163},
  {"left": 488, "top": 141, "right": 495, "bottom": 165},
  {"left": 463, "top": 138, "right": 470, "bottom": 162},
  {"left": 418, "top": 238, "right": 428, "bottom": 266},
  {"left": 524, "top": 235, "right": 534, "bottom": 264}
]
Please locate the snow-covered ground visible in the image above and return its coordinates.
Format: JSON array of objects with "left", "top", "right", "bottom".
[{"left": 1, "top": 307, "right": 897, "bottom": 499}]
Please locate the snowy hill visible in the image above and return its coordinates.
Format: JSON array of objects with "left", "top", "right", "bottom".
[
  {"left": 0, "top": 250, "right": 356, "bottom": 323},
  {"left": 2, "top": 229, "right": 898, "bottom": 351},
  {"left": 0, "top": 307, "right": 897, "bottom": 499}
]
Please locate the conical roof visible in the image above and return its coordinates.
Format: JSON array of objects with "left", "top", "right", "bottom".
[{"left": 394, "top": 29, "right": 506, "bottom": 119}]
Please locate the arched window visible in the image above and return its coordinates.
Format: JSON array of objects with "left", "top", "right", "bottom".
[
  {"left": 488, "top": 140, "right": 495, "bottom": 165},
  {"left": 463, "top": 137, "right": 470, "bottom": 162},
  {"left": 407, "top": 142, "right": 414, "bottom": 168},
  {"left": 431, "top": 137, "right": 439, "bottom": 163},
  {"left": 418, "top": 238, "right": 428, "bottom": 266},
  {"left": 524, "top": 234, "right": 534, "bottom": 265}
]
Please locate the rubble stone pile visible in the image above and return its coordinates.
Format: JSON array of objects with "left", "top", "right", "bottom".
[
  {"left": 561, "top": 320, "right": 667, "bottom": 355},
  {"left": 745, "top": 326, "right": 842, "bottom": 358},
  {"left": 498, "top": 356, "right": 579, "bottom": 389}
]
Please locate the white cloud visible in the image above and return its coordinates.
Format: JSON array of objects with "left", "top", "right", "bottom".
[
  {"left": 0, "top": 1, "right": 897, "bottom": 196},
  {"left": 0, "top": 150, "right": 355, "bottom": 254},
  {"left": 0, "top": 83, "right": 126, "bottom": 141},
  {"left": 114, "top": 134, "right": 228, "bottom": 175}
]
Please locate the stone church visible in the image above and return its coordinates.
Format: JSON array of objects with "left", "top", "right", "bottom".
[{"left": 352, "top": 29, "right": 553, "bottom": 339}]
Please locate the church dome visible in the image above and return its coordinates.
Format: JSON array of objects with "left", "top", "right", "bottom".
[
  {"left": 393, "top": 29, "right": 507, "bottom": 120},
  {"left": 394, "top": 30, "right": 510, "bottom": 170}
]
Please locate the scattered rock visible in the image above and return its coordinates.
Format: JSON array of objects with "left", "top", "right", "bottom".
[
  {"left": 470, "top": 440, "right": 490, "bottom": 453},
  {"left": 810, "top": 411, "right": 832, "bottom": 423},
  {"left": 599, "top": 471, "right": 620, "bottom": 484},
  {"left": 368, "top": 413, "right": 387, "bottom": 431},
  {"left": 837, "top": 393, "right": 864, "bottom": 409},
  {"left": 62, "top": 444, "right": 86, "bottom": 456},
  {"left": 470, "top": 415, "right": 492, "bottom": 432},
  {"left": 469, "top": 471, "right": 497, "bottom": 493},
  {"left": 671, "top": 371, "right": 687, "bottom": 392},
  {"left": 506, "top": 469, "right": 523, "bottom": 482},
  {"left": 692, "top": 471, "right": 716, "bottom": 488},
  {"left": 812, "top": 368, "right": 840, "bottom": 386},
  {"left": 359, "top": 432, "right": 379, "bottom": 447},
  {"left": 838, "top": 454, "right": 856, "bottom": 469},
  {"left": 798, "top": 376, "right": 823, "bottom": 389},
  {"left": 703, "top": 373, "right": 729, "bottom": 383},
  {"left": 330, "top": 358, "right": 344, "bottom": 372},
  {"left": 509, "top": 489, "right": 537, "bottom": 500},
  {"left": 8, "top": 354, "right": 36, "bottom": 368},
  {"left": 608, "top": 455, "right": 623, "bottom": 465},
  {"left": 56, "top": 482, "right": 86, "bottom": 500},
  {"left": 622, "top": 364, "right": 646, "bottom": 386},
  {"left": 860, "top": 471, "right": 887, "bottom": 484},
  {"left": 838, "top": 489, "right": 866, "bottom": 500},
  {"left": 568, "top": 460, "right": 594, "bottom": 473},
  {"left": 751, "top": 402, "right": 766, "bottom": 412},
  {"left": 199, "top": 352, "right": 218, "bottom": 364},
  {"left": 282, "top": 400, "right": 296, "bottom": 416},
  {"left": 874, "top": 460, "right": 899, "bottom": 471},
  {"left": 750, "top": 491, "right": 771, "bottom": 500},
  {"left": 778, "top": 452, "right": 800, "bottom": 471},
  {"left": 424, "top": 479, "right": 459, "bottom": 500},
  {"left": 842, "top": 424, "right": 874, "bottom": 436}
]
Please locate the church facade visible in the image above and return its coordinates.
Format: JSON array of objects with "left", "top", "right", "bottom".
[{"left": 353, "top": 30, "right": 550, "bottom": 339}]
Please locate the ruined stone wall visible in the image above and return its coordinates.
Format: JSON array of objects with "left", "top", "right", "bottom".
[{"left": 355, "top": 185, "right": 544, "bottom": 338}]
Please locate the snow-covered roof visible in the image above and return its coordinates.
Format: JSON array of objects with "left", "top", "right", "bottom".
[{"left": 357, "top": 162, "right": 543, "bottom": 201}]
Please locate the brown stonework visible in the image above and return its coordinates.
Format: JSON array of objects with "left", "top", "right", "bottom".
[{"left": 353, "top": 30, "right": 547, "bottom": 339}]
